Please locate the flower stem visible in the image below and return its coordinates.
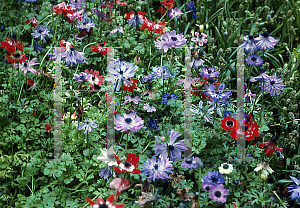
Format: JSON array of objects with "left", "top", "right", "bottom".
[{"left": 198, "top": 168, "right": 202, "bottom": 204}]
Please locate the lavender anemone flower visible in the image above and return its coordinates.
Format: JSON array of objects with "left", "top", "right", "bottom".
[
  {"left": 154, "top": 30, "right": 187, "bottom": 53},
  {"left": 61, "top": 48, "right": 87, "bottom": 67},
  {"left": 114, "top": 111, "right": 144, "bottom": 133},
  {"left": 32, "top": 39, "right": 44, "bottom": 52},
  {"left": 154, "top": 129, "right": 188, "bottom": 161},
  {"left": 286, "top": 176, "right": 300, "bottom": 202},
  {"left": 202, "top": 170, "right": 226, "bottom": 185},
  {"left": 199, "top": 67, "right": 220, "bottom": 79},
  {"left": 140, "top": 155, "right": 173, "bottom": 182},
  {"left": 13, "top": 57, "right": 39, "bottom": 74},
  {"left": 190, "top": 100, "right": 214, "bottom": 122},
  {"left": 202, "top": 183, "right": 213, "bottom": 192},
  {"left": 152, "top": 66, "right": 174, "bottom": 84},
  {"left": 144, "top": 103, "right": 156, "bottom": 112},
  {"left": 250, "top": 67, "right": 270, "bottom": 82},
  {"left": 186, "top": 1, "right": 198, "bottom": 19},
  {"left": 191, "top": 32, "right": 208, "bottom": 46},
  {"left": 76, "top": 17, "right": 95, "bottom": 33},
  {"left": 128, "top": 11, "right": 144, "bottom": 27},
  {"left": 124, "top": 94, "right": 141, "bottom": 104},
  {"left": 78, "top": 117, "right": 98, "bottom": 134},
  {"left": 111, "top": 24, "right": 124, "bottom": 34},
  {"left": 245, "top": 54, "right": 263, "bottom": 66},
  {"left": 239, "top": 35, "right": 258, "bottom": 53},
  {"left": 69, "top": 0, "right": 86, "bottom": 9},
  {"left": 209, "top": 184, "right": 229, "bottom": 203},
  {"left": 204, "top": 83, "right": 232, "bottom": 102},
  {"left": 176, "top": 77, "right": 199, "bottom": 90},
  {"left": 31, "top": 23, "right": 50, "bottom": 43},
  {"left": 161, "top": 94, "right": 178, "bottom": 105},
  {"left": 140, "top": 75, "right": 155, "bottom": 84},
  {"left": 254, "top": 31, "right": 278, "bottom": 51},
  {"left": 181, "top": 157, "right": 202, "bottom": 169},
  {"left": 261, "top": 75, "right": 285, "bottom": 96},
  {"left": 74, "top": 72, "right": 91, "bottom": 83},
  {"left": 106, "top": 58, "right": 138, "bottom": 91},
  {"left": 99, "top": 164, "right": 117, "bottom": 179},
  {"left": 168, "top": 7, "right": 183, "bottom": 19},
  {"left": 192, "top": 57, "right": 205, "bottom": 68},
  {"left": 91, "top": 7, "right": 104, "bottom": 19}
]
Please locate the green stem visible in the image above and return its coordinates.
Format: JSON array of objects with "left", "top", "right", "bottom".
[
  {"left": 37, "top": 87, "right": 54, "bottom": 120},
  {"left": 272, "top": 191, "right": 288, "bottom": 208},
  {"left": 198, "top": 168, "right": 202, "bottom": 204},
  {"left": 141, "top": 141, "right": 156, "bottom": 154}
]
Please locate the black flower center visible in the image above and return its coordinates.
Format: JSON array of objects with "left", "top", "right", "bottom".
[
  {"left": 125, "top": 118, "right": 132, "bottom": 124},
  {"left": 14, "top": 54, "right": 21, "bottom": 58},
  {"left": 83, "top": 22, "right": 86, "bottom": 25},
  {"left": 207, "top": 69, "right": 212, "bottom": 74},
  {"left": 168, "top": 145, "right": 174, "bottom": 151},
  {"left": 185, "top": 158, "right": 193, "bottom": 164},
  {"left": 249, "top": 35, "right": 254, "bottom": 40},
  {"left": 215, "top": 191, "right": 222, "bottom": 198},
  {"left": 92, "top": 76, "right": 96, "bottom": 81},
  {"left": 130, "top": 94, "right": 135, "bottom": 98},
  {"left": 123, "top": 161, "right": 131, "bottom": 167},
  {"left": 223, "top": 164, "right": 229, "bottom": 169},
  {"left": 100, "top": 42, "right": 105, "bottom": 47},
  {"left": 12, "top": 33, "right": 17, "bottom": 39},
  {"left": 79, "top": 75, "right": 85, "bottom": 80},
  {"left": 71, "top": 48, "right": 75, "bottom": 51},
  {"left": 251, "top": 56, "right": 257, "bottom": 61},
  {"left": 167, "top": 96, "right": 172, "bottom": 99},
  {"left": 99, "top": 204, "right": 108, "bottom": 208},
  {"left": 199, "top": 34, "right": 202, "bottom": 38},
  {"left": 263, "top": 31, "right": 269, "bottom": 38},
  {"left": 205, "top": 186, "right": 210, "bottom": 191},
  {"left": 154, "top": 164, "right": 159, "bottom": 170},
  {"left": 119, "top": 70, "right": 123, "bottom": 75},
  {"left": 270, "top": 80, "right": 275, "bottom": 85},
  {"left": 226, "top": 120, "right": 234, "bottom": 127},
  {"left": 211, "top": 176, "right": 218, "bottom": 183},
  {"left": 149, "top": 103, "right": 153, "bottom": 107},
  {"left": 171, "top": 36, "right": 178, "bottom": 41},
  {"left": 24, "top": 63, "right": 28, "bottom": 67},
  {"left": 38, "top": 29, "right": 42, "bottom": 33}
]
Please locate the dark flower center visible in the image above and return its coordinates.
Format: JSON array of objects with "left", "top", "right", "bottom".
[
  {"left": 208, "top": 77, "right": 215, "bottom": 83},
  {"left": 100, "top": 42, "right": 105, "bottom": 47},
  {"left": 270, "top": 80, "right": 275, "bottom": 85},
  {"left": 211, "top": 176, "right": 218, "bottom": 183},
  {"left": 123, "top": 161, "right": 131, "bottom": 167},
  {"left": 99, "top": 204, "right": 108, "bottom": 208},
  {"left": 248, "top": 35, "right": 254, "bottom": 40},
  {"left": 14, "top": 54, "right": 21, "bottom": 58},
  {"left": 167, "top": 95, "right": 172, "bottom": 99},
  {"left": 223, "top": 164, "right": 229, "bottom": 169},
  {"left": 130, "top": 94, "right": 135, "bottom": 98},
  {"left": 92, "top": 76, "right": 95, "bottom": 81},
  {"left": 263, "top": 31, "right": 269, "bottom": 38},
  {"left": 38, "top": 29, "right": 42, "bottom": 33},
  {"left": 24, "top": 63, "right": 28, "bottom": 67},
  {"left": 226, "top": 120, "right": 234, "bottom": 127},
  {"left": 205, "top": 186, "right": 210, "bottom": 191},
  {"left": 71, "top": 48, "right": 75, "bottom": 51},
  {"left": 207, "top": 69, "right": 212, "bottom": 74},
  {"left": 168, "top": 145, "right": 174, "bottom": 151},
  {"left": 125, "top": 118, "right": 132, "bottom": 124},
  {"left": 251, "top": 56, "right": 257, "bottom": 61},
  {"left": 79, "top": 75, "right": 85, "bottom": 80},
  {"left": 171, "top": 36, "right": 178, "bottom": 41},
  {"left": 83, "top": 22, "right": 86, "bottom": 25},
  {"left": 149, "top": 103, "right": 153, "bottom": 107},
  {"left": 119, "top": 70, "right": 123, "bottom": 75},
  {"left": 154, "top": 164, "right": 159, "bottom": 170},
  {"left": 215, "top": 191, "right": 222, "bottom": 198},
  {"left": 12, "top": 33, "right": 17, "bottom": 39},
  {"left": 185, "top": 158, "right": 193, "bottom": 164}
]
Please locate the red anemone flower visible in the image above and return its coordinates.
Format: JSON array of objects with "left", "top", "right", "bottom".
[
  {"left": 85, "top": 69, "right": 105, "bottom": 90},
  {"left": 86, "top": 193, "right": 125, "bottom": 208},
  {"left": 27, "top": 79, "right": 38, "bottom": 90},
  {"left": 162, "top": 0, "right": 174, "bottom": 9},
  {"left": 1, "top": 34, "right": 24, "bottom": 55},
  {"left": 140, "top": 17, "right": 165, "bottom": 36},
  {"left": 125, "top": 11, "right": 145, "bottom": 20},
  {"left": 103, "top": 12, "right": 116, "bottom": 23},
  {"left": 91, "top": 41, "right": 110, "bottom": 56},
  {"left": 45, "top": 124, "right": 53, "bottom": 133},
  {"left": 25, "top": 17, "right": 39, "bottom": 27},
  {"left": 102, "top": 0, "right": 114, "bottom": 10},
  {"left": 158, "top": 6, "right": 166, "bottom": 15},
  {"left": 258, "top": 141, "right": 283, "bottom": 157},
  {"left": 221, "top": 116, "right": 240, "bottom": 131},
  {"left": 121, "top": 77, "right": 138, "bottom": 92},
  {"left": 113, "top": 0, "right": 128, "bottom": 6},
  {"left": 230, "top": 114, "right": 260, "bottom": 141},
  {"left": 109, "top": 178, "right": 131, "bottom": 201},
  {"left": 114, "top": 153, "right": 141, "bottom": 174},
  {"left": 6, "top": 53, "right": 28, "bottom": 64}
]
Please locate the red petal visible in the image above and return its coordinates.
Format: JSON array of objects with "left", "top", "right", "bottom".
[
  {"left": 85, "top": 198, "right": 97, "bottom": 206},
  {"left": 45, "top": 124, "right": 53, "bottom": 132},
  {"left": 28, "top": 79, "right": 34, "bottom": 87},
  {"left": 106, "top": 193, "right": 115, "bottom": 204},
  {"left": 32, "top": 110, "right": 36, "bottom": 116}
]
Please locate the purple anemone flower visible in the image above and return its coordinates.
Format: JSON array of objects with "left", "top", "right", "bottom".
[
  {"left": 190, "top": 100, "right": 214, "bottom": 122},
  {"left": 154, "top": 30, "right": 187, "bottom": 53},
  {"left": 78, "top": 117, "right": 98, "bottom": 134},
  {"left": 140, "top": 155, "right": 173, "bottom": 182},
  {"left": 191, "top": 32, "right": 208, "bottom": 46},
  {"left": 261, "top": 75, "right": 285, "bottom": 96},
  {"left": 202, "top": 183, "right": 213, "bottom": 192},
  {"left": 168, "top": 7, "right": 183, "bottom": 19},
  {"left": 111, "top": 24, "right": 124, "bottom": 34},
  {"left": 61, "top": 48, "right": 87, "bottom": 67},
  {"left": 31, "top": 23, "right": 50, "bottom": 43},
  {"left": 74, "top": 72, "right": 91, "bottom": 83},
  {"left": 209, "top": 184, "right": 229, "bottom": 203},
  {"left": 250, "top": 67, "right": 271, "bottom": 82},
  {"left": 144, "top": 103, "right": 156, "bottom": 112},
  {"left": 199, "top": 67, "right": 219, "bottom": 79},
  {"left": 154, "top": 129, "right": 188, "bottom": 161},
  {"left": 202, "top": 170, "right": 226, "bottom": 185},
  {"left": 254, "top": 31, "right": 278, "bottom": 51},
  {"left": 69, "top": 0, "right": 86, "bottom": 9},
  {"left": 192, "top": 57, "right": 205, "bottom": 68},
  {"left": 152, "top": 66, "right": 174, "bottom": 84},
  {"left": 287, "top": 176, "right": 300, "bottom": 202},
  {"left": 181, "top": 157, "right": 202, "bottom": 169},
  {"left": 204, "top": 83, "right": 232, "bottom": 102},
  {"left": 13, "top": 57, "right": 39, "bottom": 75},
  {"left": 140, "top": 75, "right": 155, "bottom": 84},
  {"left": 239, "top": 35, "right": 258, "bottom": 53},
  {"left": 114, "top": 111, "right": 144, "bottom": 133},
  {"left": 76, "top": 17, "right": 95, "bottom": 33},
  {"left": 186, "top": 1, "right": 198, "bottom": 19},
  {"left": 161, "top": 93, "right": 178, "bottom": 105},
  {"left": 99, "top": 164, "right": 117, "bottom": 179},
  {"left": 91, "top": 7, "right": 104, "bottom": 19},
  {"left": 124, "top": 94, "right": 141, "bottom": 104},
  {"left": 245, "top": 54, "right": 263, "bottom": 66}
]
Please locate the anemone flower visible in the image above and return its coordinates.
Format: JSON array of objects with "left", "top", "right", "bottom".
[
  {"left": 204, "top": 83, "right": 232, "bottom": 102},
  {"left": 191, "top": 32, "right": 208, "bottom": 46},
  {"left": 154, "top": 30, "right": 187, "bottom": 53},
  {"left": 181, "top": 157, "right": 202, "bottom": 169},
  {"left": 190, "top": 100, "right": 214, "bottom": 122},
  {"left": 13, "top": 57, "right": 39, "bottom": 75},
  {"left": 239, "top": 35, "right": 258, "bottom": 53},
  {"left": 125, "top": 11, "right": 145, "bottom": 27},
  {"left": 99, "top": 163, "right": 117, "bottom": 179},
  {"left": 85, "top": 69, "right": 104, "bottom": 90},
  {"left": 254, "top": 31, "right": 278, "bottom": 51},
  {"left": 154, "top": 129, "right": 187, "bottom": 161},
  {"left": 31, "top": 23, "right": 50, "bottom": 43},
  {"left": 114, "top": 111, "right": 144, "bottom": 133},
  {"left": 61, "top": 48, "right": 87, "bottom": 67},
  {"left": 109, "top": 178, "right": 131, "bottom": 201},
  {"left": 140, "top": 154, "right": 174, "bottom": 182},
  {"left": 76, "top": 17, "right": 95, "bottom": 33},
  {"left": 199, "top": 67, "right": 220, "bottom": 79},
  {"left": 78, "top": 117, "right": 98, "bottom": 134},
  {"left": 261, "top": 75, "right": 286, "bottom": 96},
  {"left": 85, "top": 193, "right": 125, "bottom": 208},
  {"left": 209, "top": 184, "right": 229, "bottom": 203},
  {"left": 286, "top": 176, "right": 300, "bottom": 202},
  {"left": 114, "top": 153, "right": 141, "bottom": 174},
  {"left": 202, "top": 170, "right": 226, "bottom": 185},
  {"left": 161, "top": 93, "right": 178, "bottom": 105},
  {"left": 168, "top": 7, "right": 183, "bottom": 19},
  {"left": 143, "top": 103, "right": 156, "bottom": 112},
  {"left": 218, "top": 163, "right": 234, "bottom": 174},
  {"left": 0, "top": 33, "right": 24, "bottom": 55},
  {"left": 258, "top": 140, "right": 283, "bottom": 157},
  {"left": 245, "top": 54, "right": 263, "bottom": 66}
]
